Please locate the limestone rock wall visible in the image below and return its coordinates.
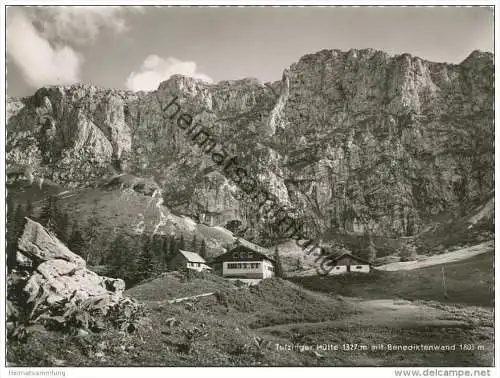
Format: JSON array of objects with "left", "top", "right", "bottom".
[{"left": 6, "top": 49, "right": 494, "bottom": 239}]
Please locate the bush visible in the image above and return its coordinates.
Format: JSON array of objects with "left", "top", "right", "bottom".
[
  {"left": 400, "top": 240, "right": 417, "bottom": 262},
  {"left": 10, "top": 295, "right": 150, "bottom": 343}
]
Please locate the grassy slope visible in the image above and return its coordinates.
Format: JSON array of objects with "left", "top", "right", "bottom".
[
  {"left": 6, "top": 184, "right": 494, "bottom": 367},
  {"left": 377, "top": 241, "right": 493, "bottom": 271},
  {"left": 125, "top": 271, "right": 236, "bottom": 301},
  {"left": 15, "top": 181, "right": 235, "bottom": 257},
  {"left": 8, "top": 277, "right": 355, "bottom": 367},
  {"left": 7, "top": 181, "right": 66, "bottom": 205},
  {"left": 291, "top": 253, "right": 494, "bottom": 307},
  {"left": 415, "top": 198, "right": 494, "bottom": 255},
  {"left": 8, "top": 271, "right": 494, "bottom": 367}
]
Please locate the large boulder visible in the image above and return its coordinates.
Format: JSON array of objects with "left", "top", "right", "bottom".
[
  {"left": 17, "top": 219, "right": 86, "bottom": 267},
  {"left": 10, "top": 218, "right": 136, "bottom": 329}
]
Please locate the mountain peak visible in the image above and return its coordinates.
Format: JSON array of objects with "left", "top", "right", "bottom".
[{"left": 460, "top": 50, "right": 494, "bottom": 65}]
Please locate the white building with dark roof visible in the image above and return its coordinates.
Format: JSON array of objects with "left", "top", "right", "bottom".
[
  {"left": 328, "top": 253, "right": 371, "bottom": 275},
  {"left": 209, "top": 241, "right": 276, "bottom": 281},
  {"left": 169, "top": 250, "right": 212, "bottom": 272}
]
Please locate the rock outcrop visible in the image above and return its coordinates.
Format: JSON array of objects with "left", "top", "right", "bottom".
[
  {"left": 8, "top": 218, "right": 138, "bottom": 333},
  {"left": 6, "top": 49, "right": 494, "bottom": 241}
]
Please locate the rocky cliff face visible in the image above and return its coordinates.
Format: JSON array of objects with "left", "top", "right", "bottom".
[{"left": 7, "top": 49, "right": 494, "bottom": 241}]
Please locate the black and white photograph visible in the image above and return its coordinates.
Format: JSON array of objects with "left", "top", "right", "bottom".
[{"left": 2, "top": 2, "right": 496, "bottom": 374}]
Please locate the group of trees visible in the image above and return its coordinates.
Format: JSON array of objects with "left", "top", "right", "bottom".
[
  {"left": 106, "top": 233, "right": 155, "bottom": 285},
  {"left": 9, "top": 192, "right": 419, "bottom": 284},
  {"left": 334, "top": 230, "right": 378, "bottom": 264},
  {"left": 7, "top": 194, "right": 211, "bottom": 286},
  {"left": 8, "top": 194, "right": 290, "bottom": 284},
  {"left": 6, "top": 197, "right": 32, "bottom": 272},
  {"left": 105, "top": 233, "right": 208, "bottom": 286},
  {"left": 5, "top": 195, "right": 93, "bottom": 267},
  {"left": 36, "top": 195, "right": 91, "bottom": 260}
]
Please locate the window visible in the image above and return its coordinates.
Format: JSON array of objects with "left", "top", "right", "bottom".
[
  {"left": 355, "top": 265, "right": 362, "bottom": 269},
  {"left": 227, "top": 262, "right": 262, "bottom": 270},
  {"left": 336, "top": 266, "right": 341, "bottom": 270}
]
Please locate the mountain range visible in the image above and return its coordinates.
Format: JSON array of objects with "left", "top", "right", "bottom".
[{"left": 6, "top": 48, "right": 494, "bottom": 260}]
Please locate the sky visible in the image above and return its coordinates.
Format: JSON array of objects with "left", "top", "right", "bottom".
[{"left": 6, "top": 6, "right": 494, "bottom": 97}]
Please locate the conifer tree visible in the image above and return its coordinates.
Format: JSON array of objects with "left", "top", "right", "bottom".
[
  {"left": 84, "top": 209, "right": 100, "bottom": 264},
  {"left": 37, "top": 196, "right": 70, "bottom": 243},
  {"left": 108, "top": 233, "right": 131, "bottom": 280},
  {"left": 168, "top": 235, "right": 177, "bottom": 257},
  {"left": 162, "top": 236, "right": 170, "bottom": 265},
  {"left": 14, "top": 204, "right": 27, "bottom": 236},
  {"left": 68, "top": 221, "right": 86, "bottom": 256},
  {"left": 296, "top": 257, "right": 303, "bottom": 271},
  {"left": 7, "top": 200, "right": 26, "bottom": 272},
  {"left": 199, "top": 239, "right": 207, "bottom": 259},
  {"left": 25, "top": 199, "right": 33, "bottom": 217},
  {"left": 135, "top": 242, "right": 156, "bottom": 283},
  {"left": 145, "top": 234, "right": 165, "bottom": 271},
  {"left": 39, "top": 196, "right": 58, "bottom": 230},
  {"left": 366, "top": 232, "right": 377, "bottom": 263},
  {"left": 178, "top": 234, "right": 185, "bottom": 251},
  {"left": 153, "top": 235, "right": 165, "bottom": 261},
  {"left": 191, "top": 234, "right": 198, "bottom": 252},
  {"left": 56, "top": 211, "right": 71, "bottom": 244},
  {"left": 156, "top": 236, "right": 168, "bottom": 272},
  {"left": 273, "top": 247, "right": 285, "bottom": 278},
  {"left": 141, "top": 233, "right": 152, "bottom": 255},
  {"left": 6, "top": 196, "right": 15, "bottom": 236}
]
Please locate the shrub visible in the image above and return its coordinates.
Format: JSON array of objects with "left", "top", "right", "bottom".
[
  {"left": 10, "top": 295, "right": 150, "bottom": 342},
  {"left": 400, "top": 240, "right": 418, "bottom": 262}
]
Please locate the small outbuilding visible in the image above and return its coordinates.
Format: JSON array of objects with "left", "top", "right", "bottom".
[
  {"left": 169, "top": 250, "right": 212, "bottom": 272},
  {"left": 328, "top": 253, "right": 371, "bottom": 275}
]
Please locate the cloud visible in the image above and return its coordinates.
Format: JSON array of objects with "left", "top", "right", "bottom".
[
  {"left": 26, "top": 6, "right": 143, "bottom": 45},
  {"left": 7, "top": 6, "right": 142, "bottom": 88},
  {"left": 125, "top": 55, "right": 213, "bottom": 91},
  {"left": 7, "top": 10, "right": 82, "bottom": 87}
]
